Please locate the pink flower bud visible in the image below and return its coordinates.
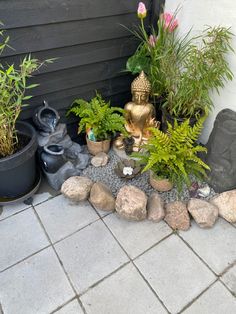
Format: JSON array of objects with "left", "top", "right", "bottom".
[
  {"left": 149, "top": 35, "right": 157, "bottom": 47},
  {"left": 161, "top": 12, "right": 178, "bottom": 32},
  {"left": 137, "top": 2, "right": 147, "bottom": 19}
]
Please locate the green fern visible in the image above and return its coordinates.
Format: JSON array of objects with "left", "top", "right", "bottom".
[
  {"left": 68, "top": 93, "right": 126, "bottom": 141},
  {"left": 135, "top": 117, "right": 210, "bottom": 192}
]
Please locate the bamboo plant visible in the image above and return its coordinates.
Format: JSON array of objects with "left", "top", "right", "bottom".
[{"left": 0, "top": 29, "right": 50, "bottom": 157}]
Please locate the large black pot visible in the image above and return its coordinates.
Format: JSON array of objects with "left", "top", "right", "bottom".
[
  {"left": 0, "top": 121, "right": 38, "bottom": 198},
  {"left": 161, "top": 108, "right": 198, "bottom": 132}
]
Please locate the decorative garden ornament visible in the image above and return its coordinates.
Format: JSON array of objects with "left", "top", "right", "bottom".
[
  {"left": 40, "top": 144, "right": 66, "bottom": 174},
  {"left": 114, "top": 159, "right": 142, "bottom": 179},
  {"left": 114, "top": 71, "right": 160, "bottom": 152},
  {"left": 33, "top": 100, "right": 60, "bottom": 134}
]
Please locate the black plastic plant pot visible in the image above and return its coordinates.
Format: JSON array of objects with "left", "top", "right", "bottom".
[
  {"left": 161, "top": 108, "right": 198, "bottom": 132},
  {"left": 0, "top": 121, "right": 38, "bottom": 199}
]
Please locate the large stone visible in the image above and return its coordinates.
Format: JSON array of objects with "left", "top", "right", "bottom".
[
  {"left": 61, "top": 176, "right": 93, "bottom": 202},
  {"left": 147, "top": 192, "right": 165, "bottom": 222},
  {"left": 91, "top": 152, "right": 109, "bottom": 167},
  {"left": 210, "top": 190, "right": 236, "bottom": 223},
  {"left": 188, "top": 198, "right": 218, "bottom": 228},
  {"left": 89, "top": 182, "right": 115, "bottom": 211},
  {"left": 206, "top": 109, "right": 236, "bottom": 193},
  {"left": 165, "top": 201, "right": 190, "bottom": 231},
  {"left": 115, "top": 185, "right": 147, "bottom": 221}
]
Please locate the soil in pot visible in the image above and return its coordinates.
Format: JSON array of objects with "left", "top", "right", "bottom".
[
  {"left": 0, "top": 133, "right": 30, "bottom": 160},
  {"left": 149, "top": 171, "right": 173, "bottom": 192}
]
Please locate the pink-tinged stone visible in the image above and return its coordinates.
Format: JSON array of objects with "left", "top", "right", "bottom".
[{"left": 165, "top": 201, "right": 190, "bottom": 231}]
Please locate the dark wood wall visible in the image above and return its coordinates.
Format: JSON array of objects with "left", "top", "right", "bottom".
[{"left": 0, "top": 0, "right": 164, "bottom": 135}]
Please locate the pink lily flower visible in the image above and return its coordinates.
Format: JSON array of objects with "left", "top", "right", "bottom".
[
  {"left": 161, "top": 12, "right": 178, "bottom": 32},
  {"left": 149, "top": 34, "right": 157, "bottom": 47},
  {"left": 137, "top": 2, "right": 147, "bottom": 19}
]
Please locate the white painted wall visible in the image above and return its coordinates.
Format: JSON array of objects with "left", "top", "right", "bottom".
[{"left": 165, "top": 0, "right": 236, "bottom": 143}]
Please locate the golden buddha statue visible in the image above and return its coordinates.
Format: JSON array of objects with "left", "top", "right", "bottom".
[{"left": 115, "top": 71, "right": 160, "bottom": 152}]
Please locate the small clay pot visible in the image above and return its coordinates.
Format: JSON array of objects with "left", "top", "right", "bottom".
[
  {"left": 149, "top": 171, "right": 173, "bottom": 192},
  {"left": 86, "top": 137, "right": 111, "bottom": 155}
]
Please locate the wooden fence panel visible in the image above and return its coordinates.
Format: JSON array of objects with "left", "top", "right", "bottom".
[{"left": 0, "top": 0, "right": 163, "bottom": 133}]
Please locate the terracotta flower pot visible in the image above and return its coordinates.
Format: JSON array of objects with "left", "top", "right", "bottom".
[
  {"left": 86, "top": 136, "right": 111, "bottom": 155},
  {"left": 149, "top": 171, "right": 173, "bottom": 192}
]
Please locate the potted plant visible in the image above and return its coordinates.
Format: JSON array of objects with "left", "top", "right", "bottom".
[
  {"left": 163, "top": 26, "right": 234, "bottom": 125},
  {"left": 126, "top": 4, "right": 184, "bottom": 101},
  {"left": 0, "top": 29, "right": 50, "bottom": 199},
  {"left": 68, "top": 93, "right": 126, "bottom": 155},
  {"left": 133, "top": 116, "right": 210, "bottom": 192},
  {"left": 126, "top": 3, "right": 234, "bottom": 125}
]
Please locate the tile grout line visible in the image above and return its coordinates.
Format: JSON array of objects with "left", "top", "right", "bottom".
[
  {"left": 51, "top": 216, "right": 101, "bottom": 246},
  {"left": 49, "top": 296, "right": 77, "bottom": 314},
  {"left": 0, "top": 205, "right": 32, "bottom": 223},
  {"left": 132, "top": 232, "right": 174, "bottom": 260},
  {"left": 79, "top": 261, "right": 131, "bottom": 297},
  {"left": 0, "top": 203, "right": 100, "bottom": 274},
  {"left": 177, "top": 234, "right": 236, "bottom": 303},
  {"left": 177, "top": 232, "right": 219, "bottom": 277},
  {"left": 32, "top": 204, "right": 88, "bottom": 314},
  {"left": 100, "top": 217, "right": 172, "bottom": 314},
  {"left": 178, "top": 278, "right": 219, "bottom": 314},
  {"left": 0, "top": 191, "right": 60, "bottom": 223},
  {"left": 0, "top": 244, "right": 51, "bottom": 274},
  {"left": 218, "top": 278, "right": 236, "bottom": 298},
  {"left": 178, "top": 231, "right": 236, "bottom": 284},
  {"left": 218, "top": 259, "right": 236, "bottom": 277}
]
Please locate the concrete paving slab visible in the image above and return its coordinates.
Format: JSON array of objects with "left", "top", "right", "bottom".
[
  {"left": 0, "top": 202, "right": 31, "bottom": 221},
  {"left": 55, "top": 220, "right": 128, "bottom": 294},
  {"left": 0, "top": 208, "right": 49, "bottom": 271},
  {"left": 179, "top": 219, "right": 236, "bottom": 274},
  {"left": 221, "top": 264, "right": 236, "bottom": 296},
  {"left": 135, "top": 235, "right": 216, "bottom": 314},
  {"left": 104, "top": 213, "right": 172, "bottom": 258},
  {"left": 0, "top": 247, "right": 75, "bottom": 314},
  {"left": 35, "top": 195, "right": 99, "bottom": 243},
  {"left": 54, "top": 299, "right": 83, "bottom": 314},
  {"left": 81, "top": 263, "right": 167, "bottom": 314},
  {"left": 183, "top": 281, "right": 236, "bottom": 314},
  {"left": 32, "top": 178, "right": 60, "bottom": 206}
]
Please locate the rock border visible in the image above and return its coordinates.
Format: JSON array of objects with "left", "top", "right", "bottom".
[{"left": 61, "top": 175, "right": 236, "bottom": 231}]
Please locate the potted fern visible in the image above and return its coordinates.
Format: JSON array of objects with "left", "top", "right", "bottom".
[
  {"left": 68, "top": 93, "right": 126, "bottom": 155},
  {"left": 134, "top": 116, "right": 210, "bottom": 192},
  {"left": 0, "top": 29, "right": 49, "bottom": 199}
]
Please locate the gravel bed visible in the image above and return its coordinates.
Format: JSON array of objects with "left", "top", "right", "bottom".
[{"left": 82, "top": 150, "right": 217, "bottom": 203}]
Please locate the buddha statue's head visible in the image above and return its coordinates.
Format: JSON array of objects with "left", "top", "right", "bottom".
[{"left": 131, "top": 71, "right": 151, "bottom": 105}]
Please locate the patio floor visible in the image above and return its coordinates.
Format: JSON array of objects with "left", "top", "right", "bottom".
[{"left": 0, "top": 180, "right": 236, "bottom": 314}]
